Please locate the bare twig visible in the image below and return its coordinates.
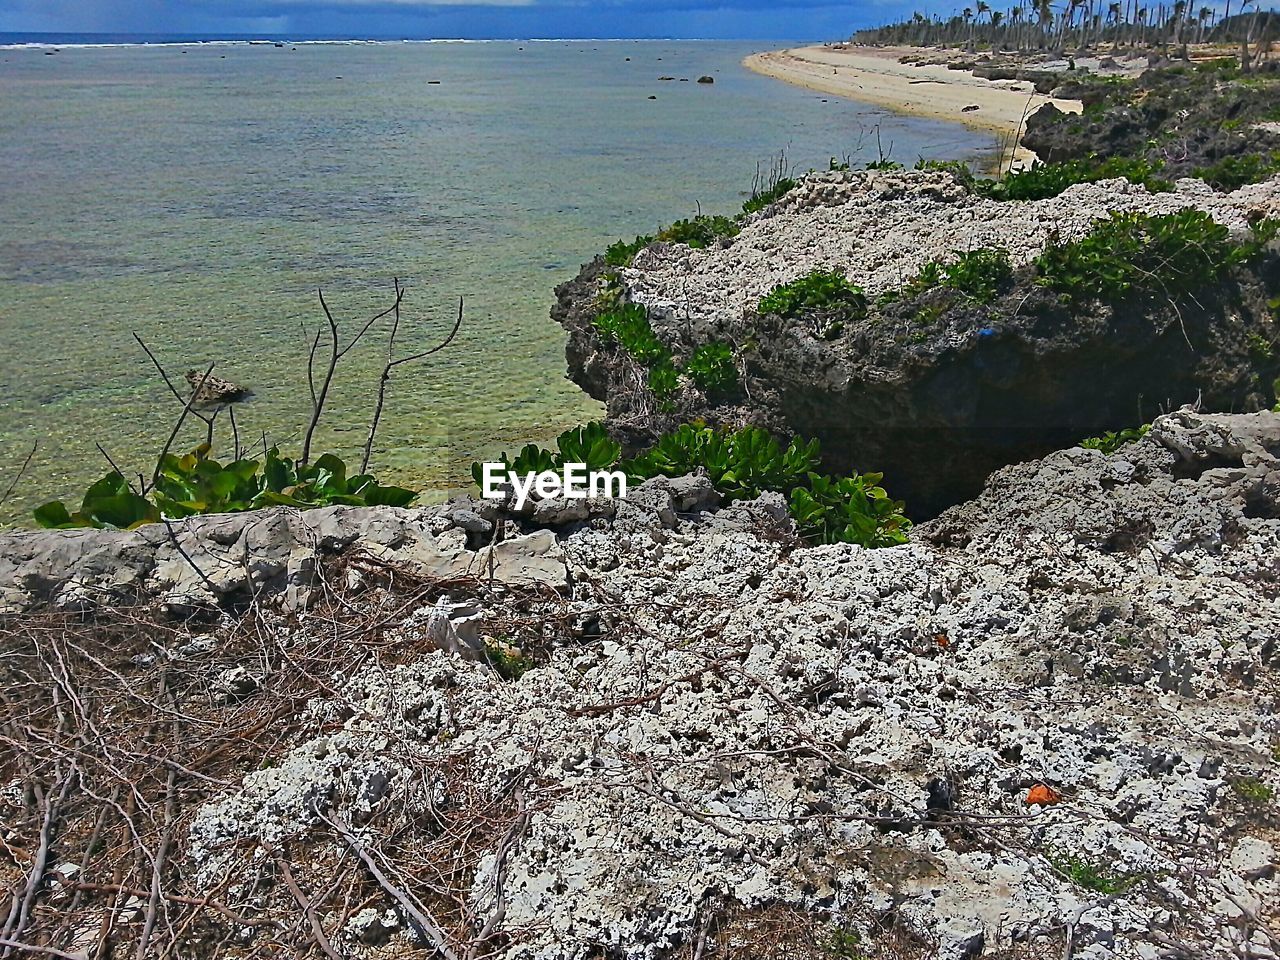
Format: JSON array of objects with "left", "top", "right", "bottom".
[
  {"left": 0, "top": 441, "right": 37, "bottom": 509},
  {"left": 149, "top": 363, "right": 216, "bottom": 491},
  {"left": 301, "top": 284, "right": 405, "bottom": 465},
  {"left": 361, "top": 284, "right": 465, "bottom": 473}
]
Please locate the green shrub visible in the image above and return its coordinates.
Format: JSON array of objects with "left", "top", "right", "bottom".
[
  {"left": 915, "top": 157, "right": 977, "bottom": 189},
  {"left": 592, "top": 303, "right": 671, "bottom": 366},
  {"left": 1034, "top": 209, "right": 1243, "bottom": 303},
  {"left": 475, "top": 423, "right": 911, "bottom": 548},
  {"left": 1047, "top": 851, "right": 1136, "bottom": 894},
  {"left": 470, "top": 422, "right": 621, "bottom": 489},
  {"left": 1080, "top": 423, "right": 1150, "bottom": 454},
  {"left": 648, "top": 360, "right": 680, "bottom": 406},
  {"left": 483, "top": 638, "right": 531, "bottom": 681},
  {"left": 759, "top": 268, "right": 869, "bottom": 321},
  {"left": 470, "top": 422, "right": 910, "bottom": 549},
  {"left": 35, "top": 445, "right": 416, "bottom": 530},
  {"left": 555, "top": 421, "right": 624, "bottom": 472},
  {"left": 978, "top": 156, "right": 1172, "bottom": 202},
  {"left": 1231, "top": 776, "right": 1275, "bottom": 804},
  {"left": 625, "top": 424, "right": 911, "bottom": 548},
  {"left": 884, "top": 248, "right": 1013, "bottom": 305},
  {"left": 789, "top": 472, "right": 911, "bottom": 548},
  {"left": 864, "top": 158, "right": 905, "bottom": 171},
  {"left": 604, "top": 235, "right": 655, "bottom": 268},
  {"left": 657, "top": 215, "right": 740, "bottom": 249},
  {"left": 1198, "top": 152, "right": 1280, "bottom": 191},
  {"left": 684, "top": 342, "right": 738, "bottom": 395},
  {"left": 742, "top": 177, "right": 799, "bottom": 216},
  {"left": 1247, "top": 332, "right": 1275, "bottom": 360}
]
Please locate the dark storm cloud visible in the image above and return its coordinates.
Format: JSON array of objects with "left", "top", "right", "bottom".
[{"left": 0, "top": 0, "right": 920, "bottom": 39}]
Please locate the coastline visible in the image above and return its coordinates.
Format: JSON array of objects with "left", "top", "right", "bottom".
[{"left": 744, "top": 45, "right": 1083, "bottom": 171}]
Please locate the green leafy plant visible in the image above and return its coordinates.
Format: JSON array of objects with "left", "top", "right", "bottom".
[
  {"left": 483, "top": 638, "right": 532, "bottom": 681},
  {"left": 471, "top": 422, "right": 621, "bottom": 488},
  {"left": 1231, "top": 776, "right": 1275, "bottom": 804},
  {"left": 789, "top": 472, "right": 911, "bottom": 548},
  {"left": 554, "top": 422, "right": 623, "bottom": 473},
  {"left": 882, "top": 248, "right": 1013, "bottom": 306},
  {"left": 823, "top": 927, "right": 867, "bottom": 960},
  {"left": 648, "top": 360, "right": 680, "bottom": 407},
  {"left": 592, "top": 303, "right": 671, "bottom": 367},
  {"left": 759, "top": 269, "right": 869, "bottom": 321},
  {"left": 742, "top": 177, "right": 799, "bottom": 216},
  {"left": 1034, "top": 210, "right": 1249, "bottom": 304},
  {"left": 36, "top": 445, "right": 416, "bottom": 530},
  {"left": 1080, "top": 424, "right": 1150, "bottom": 454},
  {"left": 915, "top": 156, "right": 977, "bottom": 189},
  {"left": 1198, "top": 153, "right": 1280, "bottom": 192},
  {"left": 34, "top": 472, "right": 159, "bottom": 530},
  {"left": 604, "top": 235, "right": 656, "bottom": 268},
  {"left": 1247, "top": 332, "right": 1275, "bottom": 361},
  {"left": 657, "top": 215, "right": 740, "bottom": 249},
  {"left": 684, "top": 342, "right": 738, "bottom": 395},
  {"left": 471, "top": 422, "right": 910, "bottom": 549},
  {"left": 1047, "top": 851, "right": 1136, "bottom": 894},
  {"left": 977, "top": 156, "right": 1172, "bottom": 202}
]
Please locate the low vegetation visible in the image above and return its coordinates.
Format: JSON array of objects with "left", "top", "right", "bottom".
[
  {"left": 1034, "top": 211, "right": 1277, "bottom": 304},
  {"left": 473, "top": 421, "right": 911, "bottom": 549},
  {"left": 1231, "top": 776, "right": 1275, "bottom": 804},
  {"left": 1046, "top": 851, "right": 1138, "bottom": 895},
  {"left": 1080, "top": 424, "right": 1151, "bottom": 454},
  {"left": 975, "top": 156, "right": 1172, "bottom": 202},
  {"left": 759, "top": 268, "right": 869, "bottom": 321},
  {"left": 884, "top": 248, "right": 1014, "bottom": 305},
  {"left": 35, "top": 446, "right": 416, "bottom": 530},
  {"left": 742, "top": 176, "right": 799, "bottom": 216},
  {"left": 657, "top": 215, "right": 741, "bottom": 249},
  {"left": 30, "top": 282, "right": 460, "bottom": 531},
  {"left": 592, "top": 299, "right": 738, "bottom": 399}
]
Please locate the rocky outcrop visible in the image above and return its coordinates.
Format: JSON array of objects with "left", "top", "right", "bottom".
[
  {"left": 1022, "top": 60, "right": 1280, "bottom": 177},
  {"left": 193, "top": 408, "right": 1280, "bottom": 958},
  {"left": 554, "top": 168, "right": 1280, "bottom": 517},
  {"left": 4, "top": 410, "right": 1276, "bottom": 959}
]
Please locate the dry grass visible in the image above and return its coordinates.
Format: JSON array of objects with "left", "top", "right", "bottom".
[{"left": 0, "top": 555, "right": 569, "bottom": 959}]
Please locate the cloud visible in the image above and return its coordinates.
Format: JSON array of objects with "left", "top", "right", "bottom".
[{"left": 0, "top": 0, "right": 919, "bottom": 39}]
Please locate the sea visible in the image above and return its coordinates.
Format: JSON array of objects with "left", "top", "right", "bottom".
[{"left": 0, "top": 36, "right": 992, "bottom": 525}]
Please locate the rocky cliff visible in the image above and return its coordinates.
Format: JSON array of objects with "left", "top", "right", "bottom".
[
  {"left": 1, "top": 409, "right": 1277, "bottom": 959},
  {"left": 554, "top": 169, "right": 1280, "bottom": 517}
]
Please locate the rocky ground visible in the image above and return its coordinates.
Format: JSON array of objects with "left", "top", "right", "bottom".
[
  {"left": 555, "top": 168, "right": 1280, "bottom": 517},
  {"left": 1, "top": 408, "right": 1278, "bottom": 959},
  {"left": 1022, "top": 60, "right": 1280, "bottom": 183}
]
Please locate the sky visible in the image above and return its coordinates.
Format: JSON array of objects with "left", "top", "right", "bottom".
[{"left": 0, "top": 0, "right": 916, "bottom": 41}]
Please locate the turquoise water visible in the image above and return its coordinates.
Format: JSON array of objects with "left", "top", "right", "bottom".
[{"left": 0, "top": 40, "right": 991, "bottom": 525}]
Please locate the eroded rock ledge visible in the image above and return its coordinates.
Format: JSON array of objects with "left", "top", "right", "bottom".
[
  {"left": 1, "top": 409, "right": 1277, "bottom": 959},
  {"left": 554, "top": 169, "right": 1280, "bottom": 517}
]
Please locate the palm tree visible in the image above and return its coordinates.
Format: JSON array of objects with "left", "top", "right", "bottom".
[{"left": 1037, "top": 0, "right": 1054, "bottom": 48}]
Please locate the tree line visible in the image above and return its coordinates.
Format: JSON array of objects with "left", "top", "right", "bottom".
[{"left": 852, "top": 4, "right": 1277, "bottom": 61}]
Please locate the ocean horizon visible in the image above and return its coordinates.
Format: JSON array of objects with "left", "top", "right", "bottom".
[
  {"left": 0, "top": 33, "right": 819, "bottom": 48},
  {"left": 0, "top": 38, "right": 993, "bottom": 525}
]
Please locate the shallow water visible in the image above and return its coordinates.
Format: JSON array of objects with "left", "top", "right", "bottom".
[{"left": 0, "top": 40, "right": 991, "bottom": 525}]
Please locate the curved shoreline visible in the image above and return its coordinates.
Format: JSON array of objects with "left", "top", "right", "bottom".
[{"left": 744, "top": 45, "right": 1082, "bottom": 171}]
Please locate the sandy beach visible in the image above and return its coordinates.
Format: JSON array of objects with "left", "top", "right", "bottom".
[{"left": 745, "top": 45, "right": 1083, "bottom": 170}]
